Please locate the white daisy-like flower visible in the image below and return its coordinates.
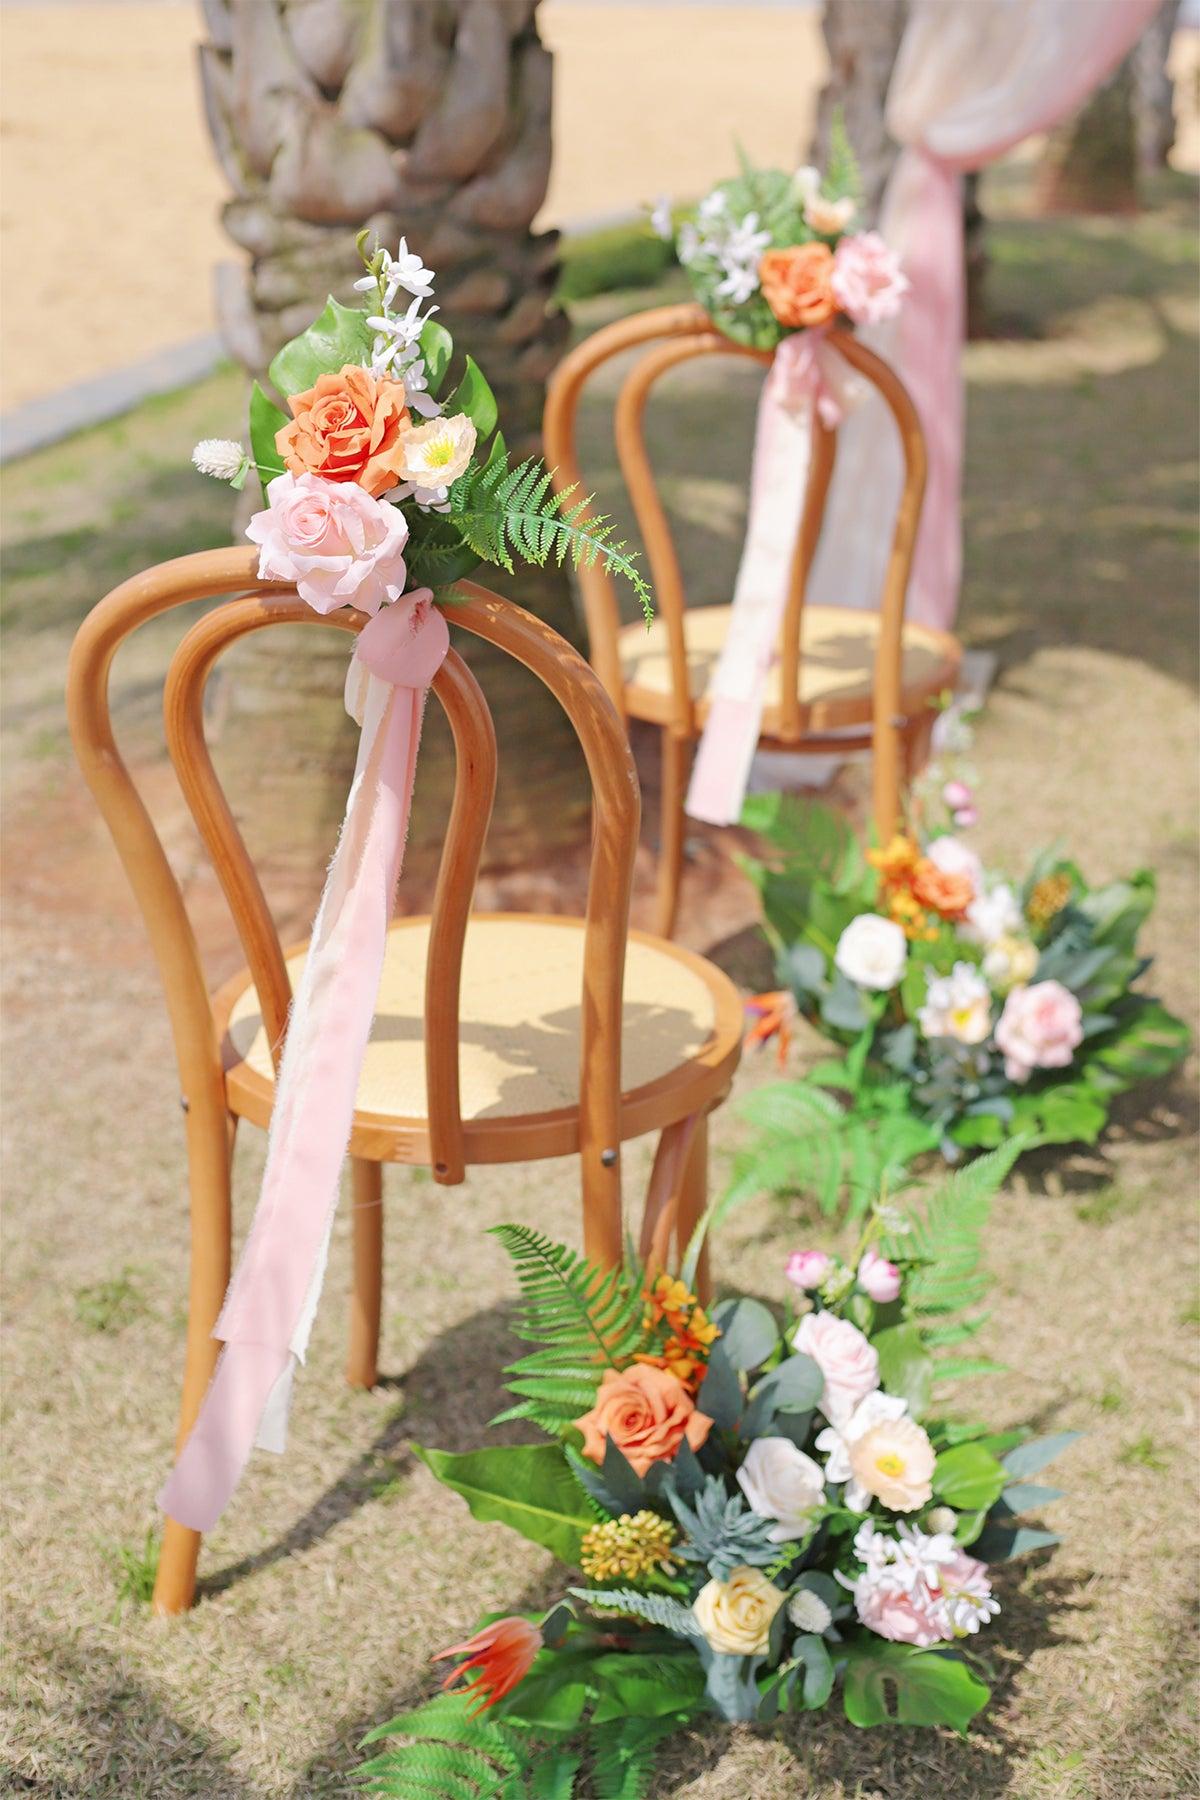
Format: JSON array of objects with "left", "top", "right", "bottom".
[
  {"left": 191, "top": 438, "right": 250, "bottom": 483},
  {"left": 399, "top": 412, "right": 477, "bottom": 489},
  {"left": 648, "top": 195, "right": 674, "bottom": 241}
]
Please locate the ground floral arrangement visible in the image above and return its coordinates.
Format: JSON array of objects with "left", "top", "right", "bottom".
[
  {"left": 650, "top": 126, "right": 907, "bottom": 350},
  {"left": 734, "top": 778, "right": 1189, "bottom": 1214},
  {"left": 192, "top": 233, "right": 650, "bottom": 618},
  {"left": 359, "top": 1146, "right": 1074, "bottom": 1797}
]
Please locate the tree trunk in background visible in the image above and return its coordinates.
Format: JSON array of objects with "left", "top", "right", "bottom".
[
  {"left": 1035, "top": 55, "right": 1140, "bottom": 214},
  {"left": 814, "top": 0, "right": 908, "bottom": 224},
  {"left": 1134, "top": 0, "right": 1181, "bottom": 170},
  {"left": 197, "top": 0, "right": 587, "bottom": 913}
]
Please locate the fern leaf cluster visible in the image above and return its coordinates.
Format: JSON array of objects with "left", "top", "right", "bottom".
[
  {"left": 882, "top": 1140, "right": 1023, "bottom": 1341},
  {"left": 359, "top": 1696, "right": 541, "bottom": 1798},
  {"left": 491, "top": 1224, "right": 648, "bottom": 1435},
  {"left": 449, "top": 455, "right": 653, "bottom": 624},
  {"left": 668, "top": 1476, "right": 778, "bottom": 1581}
]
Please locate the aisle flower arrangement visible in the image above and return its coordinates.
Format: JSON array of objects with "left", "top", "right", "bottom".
[
  {"left": 360, "top": 1148, "right": 1073, "bottom": 1796},
  {"left": 192, "top": 233, "right": 651, "bottom": 619},
  {"left": 652, "top": 126, "right": 906, "bottom": 352},
  {"left": 731, "top": 785, "right": 1188, "bottom": 1212}
]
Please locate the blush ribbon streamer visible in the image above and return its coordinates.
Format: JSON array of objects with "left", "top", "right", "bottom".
[
  {"left": 686, "top": 330, "right": 862, "bottom": 828},
  {"left": 160, "top": 590, "right": 448, "bottom": 1533}
]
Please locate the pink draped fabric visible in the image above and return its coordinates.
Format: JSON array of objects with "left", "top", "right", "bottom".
[
  {"left": 688, "top": 0, "right": 1160, "bottom": 827},
  {"left": 160, "top": 592, "right": 448, "bottom": 1532}
]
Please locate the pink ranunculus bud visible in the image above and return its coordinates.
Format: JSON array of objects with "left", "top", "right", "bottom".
[
  {"left": 857, "top": 1247, "right": 902, "bottom": 1304},
  {"left": 942, "top": 779, "right": 973, "bottom": 811},
  {"left": 785, "top": 1250, "right": 832, "bottom": 1292},
  {"left": 953, "top": 805, "right": 979, "bottom": 829}
]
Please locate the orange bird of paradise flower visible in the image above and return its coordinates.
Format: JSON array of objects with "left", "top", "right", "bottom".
[
  {"left": 431, "top": 1616, "right": 541, "bottom": 1714},
  {"left": 744, "top": 990, "right": 797, "bottom": 1067}
]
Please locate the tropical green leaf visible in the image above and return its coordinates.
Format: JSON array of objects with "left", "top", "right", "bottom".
[
  {"left": 415, "top": 1443, "right": 596, "bottom": 1564},
  {"left": 841, "top": 1643, "right": 990, "bottom": 1733},
  {"left": 871, "top": 1323, "right": 933, "bottom": 1418},
  {"left": 268, "top": 295, "right": 374, "bottom": 396},
  {"left": 444, "top": 354, "right": 498, "bottom": 438},
  {"left": 249, "top": 381, "right": 287, "bottom": 486},
  {"left": 420, "top": 318, "right": 454, "bottom": 393},
  {"left": 933, "top": 1443, "right": 1009, "bottom": 1511}
]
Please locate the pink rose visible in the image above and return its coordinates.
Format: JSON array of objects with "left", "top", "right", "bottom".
[
  {"left": 994, "top": 980, "right": 1084, "bottom": 1083},
  {"left": 857, "top": 1248, "right": 902, "bottom": 1304},
  {"left": 942, "top": 780, "right": 973, "bottom": 811},
  {"left": 246, "top": 471, "right": 410, "bottom": 616},
  {"left": 830, "top": 231, "right": 909, "bottom": 326},
  {"left": 785, "top": 1250, "right": 832, "bottom": 1292},
  {"left": 793, "top": 1310, "right": 879, "bottom": 1427}
]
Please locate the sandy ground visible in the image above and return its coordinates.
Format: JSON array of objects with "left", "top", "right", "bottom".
[
  {"left": 1, "top": 175, "right": 1197, "bottom": 1794},
  {"left": 0, "top": 0, "right": 825, "bottom": 411}
]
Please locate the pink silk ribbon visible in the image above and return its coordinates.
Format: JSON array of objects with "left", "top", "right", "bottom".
[
  {"left": 160, "top": 590, "right": 448, "bottom": 1533},
  {"left": 686, "top": 330, "right": 862, "bottom": 828}
]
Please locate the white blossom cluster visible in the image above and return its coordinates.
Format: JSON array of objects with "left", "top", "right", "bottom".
[
  {"left": 354, "top": 237, "right": 442, "bottom": 420},
  {"left": 675, "top": 188, "right": 771, "bottom": 306}
]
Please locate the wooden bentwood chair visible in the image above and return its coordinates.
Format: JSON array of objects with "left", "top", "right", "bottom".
[
  {"left": 543, "top": 302, "right": 963, "bottom": 939},
  {"left": 66, "top": 550, "right": 744, "bottom": 1615}
]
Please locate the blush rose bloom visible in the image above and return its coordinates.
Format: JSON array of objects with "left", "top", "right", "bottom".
[
  {"left": 835, "top": 913, "right": 908, "bottom": 991},
  {"left": 793, "top": 1310, "right": 880, "bottom": 1428},
  {"left": 758, "top": 242, "right": 837, "bottom": 328},
  {"left": 574, "top": 1363, "right": 712, "bottom": 1477},
  {"left": 693, "top": 1565, "right": 785, "bottom": 1655},
  {"left": 737, "top": 1437, "right": 826, "bottom": 1541},
  {"left": 857, "top": 1247, "right": 902, "bottom": 1304},
  {"left": 994, "top": 980, "right": 1084, "bottom": 1083},
  {"left": 276, "top": 363, "right": 412, "bottom": 497},
  {"left": 246, "top": 472, "right": 410, "bottom": 615},
  {"left": 830, "top": 231, "right": 910, "bottom": 326}
]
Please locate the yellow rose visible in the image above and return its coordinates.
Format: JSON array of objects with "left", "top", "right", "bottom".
[
  {"left": 692, "top": 1565, "right": 785, "bottom": 1655},
  {"left": 848, "top": 1415, "right": 935, "bottom": 1512}
]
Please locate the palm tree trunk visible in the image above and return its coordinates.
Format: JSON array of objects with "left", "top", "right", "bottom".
[
  {"left": 198, "top": 0, "right": 586, "bottom": 912},
  {"left": 1035, "top": 55, "right": 1140, "bottom": 215}
]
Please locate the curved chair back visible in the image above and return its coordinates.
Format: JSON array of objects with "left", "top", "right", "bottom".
[
  {"left": 66, "top": 548, "right": 640, "bottom": 1256},
  {"left": 543, "top": 301, "right": 927, "bottom": 744}
]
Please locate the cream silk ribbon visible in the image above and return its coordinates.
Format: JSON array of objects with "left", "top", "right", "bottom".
[
  {"left": 160, "top": 590, "right": 448, "bottom": 1533},
  {"left": 686, "top": 330, "right": 863, "bottom": 828}
]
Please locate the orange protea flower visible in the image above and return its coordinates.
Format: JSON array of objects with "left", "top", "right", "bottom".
[
  {"left": 911, "top": 857, "right": 973, "bottom": 921},
  {"left": 432, "top": 1616, "right": 541, "bottom": 1715},
  {"left": 744, "top": 990, "right": 797, "bottom": 1067}
]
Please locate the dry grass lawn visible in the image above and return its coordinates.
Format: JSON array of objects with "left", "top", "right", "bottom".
[{"left": 2, "top": 171, "right": 1198, "bottom": 1797}]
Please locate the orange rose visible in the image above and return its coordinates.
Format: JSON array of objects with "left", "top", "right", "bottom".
[
  {"left": 912, "top": 858, "right": 973, "bottom": 921},
  {"left": 758, "top": 243, "right": 837, "bottom": 329},
  {"left": 276, "top": 364, "right": 411, "bottom": 497},
  {"left": 574, "top": 1364, "right": 713, "bottom": 1477}
]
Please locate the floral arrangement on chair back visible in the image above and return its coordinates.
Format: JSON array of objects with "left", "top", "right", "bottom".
[
  {"left": 192, "top": 233, "right": 651, "bottom": 621},
  {"left": 359, "top": 1145, "right": 1075, "bottom": 1795},
  {"left": 731, "top": 754, "right": 1189, "bottom": 1212},
  {"left": 652, "top": 123, "right": 907, "bottom": 352}
]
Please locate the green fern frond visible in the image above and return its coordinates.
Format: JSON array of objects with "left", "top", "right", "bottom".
[
  {"left": 823, "top": 106, "right": 863, "bottom": 205},
  {"left": 491, "top": 1224, "right": 649, "bottom": 1435},
  {"left": 590, "top": 1717, "right": 681, "bottom": 1800},
  {"left": 359, "top": 1695, "right": 537, "bottom": 1798},
  {"left": 882, "top": 1139, "right": 1025, "bottom": 1333},
  {"left": 449, "top": 456, "right": 654, "bottom": 624},
  {"left": 568, "top": 1586, "right": 703, "bottom": 1639}
]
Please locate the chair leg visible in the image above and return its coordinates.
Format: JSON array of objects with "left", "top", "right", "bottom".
[
  {"left": 347, "top": 1158, "right": 384, "bottom": 1390},
  {"left": 153, "top": 1109, "right": 236, "bottom": 1618},
  {"left": 676, "top": 1112, "right": 710, "bottom": 1306},
  {"left": 871, "top": 714, "right": 904, "bottom": 845},
  {"left": 654, "top": 729, "right": 691, "bottom": 940}
]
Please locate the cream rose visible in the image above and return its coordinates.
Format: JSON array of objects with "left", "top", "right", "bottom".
[
  {"left": 693, "top": 1565, "right": 785, "bottom": 1655},
  {"left": 737, "top": 1437, "right": 825, "bottom": 1542},
  {"left": 793, "top": 1311, "right": 880, "bottom": 1428},
  {"left": 982, "top": 933, "right": 1038, "bottom": 995},
  {"left": 834, "top": 914, "right": 908, "bottom": 992}
]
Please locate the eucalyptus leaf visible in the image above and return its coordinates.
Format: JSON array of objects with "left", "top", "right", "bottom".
[
  {"left": 711, "top": 1298, "right": 779, "bottom": 1372},
  {"left": 1001, "top": 1430, "right": 1081, "bottom": 1481}
]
